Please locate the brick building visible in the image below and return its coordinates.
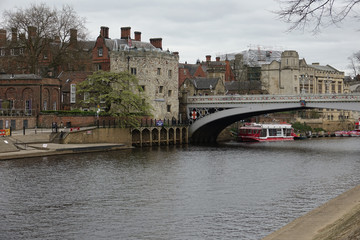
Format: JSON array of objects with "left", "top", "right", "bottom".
[
  {"left": 178, "top": 61, "right": 206, "bottom": 87},
  {"left": 0, "top": 74, "right": 61, "bottom": 129},
  {"left": 0, "top": 27, "right": 93, "bottom": 77}
]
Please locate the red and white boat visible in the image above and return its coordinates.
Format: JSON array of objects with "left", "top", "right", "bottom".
[
  {"left": 237, "top": 123, "right": 296, "bottom": 142},
  {"left": 335, "top": 119, "right": 360, "bottom": 137}
]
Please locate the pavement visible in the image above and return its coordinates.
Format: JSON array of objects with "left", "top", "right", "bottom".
[{"left": 0, "top": 127, "right": 132, "bottom": 160}]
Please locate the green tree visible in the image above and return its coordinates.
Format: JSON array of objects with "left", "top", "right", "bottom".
[{"left": 77, "top": 71, "right": 152, "bottom": 127}]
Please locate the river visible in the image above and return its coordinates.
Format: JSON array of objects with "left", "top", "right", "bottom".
[{"left": 0, "top": 137, "right": 360, "bottom": 239}]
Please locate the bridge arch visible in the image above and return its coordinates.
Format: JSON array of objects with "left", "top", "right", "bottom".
[{"left": 187, "top": 94, "right": 360, "bottom": 144}]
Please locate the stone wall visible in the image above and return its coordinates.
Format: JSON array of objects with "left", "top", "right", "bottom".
[
  {"left": 110, "top": 50, "right": 179, "bottom": 120},
  {"left": 62, "top": 128, "right": 132, "bottom": 145}
]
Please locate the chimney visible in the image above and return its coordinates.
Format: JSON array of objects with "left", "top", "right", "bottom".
[
  {"left": 134, "top": 31, "right": 141, "bottom": 41},
  {"left": 11, "top": 28, "right": 17, "bottom": 43},
  {"left": 216, "top": 57, "right": 220, "bottom": 62},
  {"left": 28, "top": 26, "right": 37, "bottom": 39},
  {"left": 121, "top": 27, "right": 131, "bottom": 39},
  {"left": 100, "top": 26, "right": 109, "bottom": 38},
  {"left": 150, "top": 38, "right": 162, "bottom": 50},
  {"left": 70, "top": 28, "right": 77, "bottom": 45},
  {"left": 206, "top": 55, "right": 211, "bottom": 62},
  {"left": 0, "top": 29, "right": 6, "bottom": 47},
  {"left": 173, "top": 51, "right": 179, "bottom": 56}
]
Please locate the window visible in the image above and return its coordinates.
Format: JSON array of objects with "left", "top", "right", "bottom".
[
  {"left": 70, "top": 84, "right": 76, "bottom": 103},
  {"left": 43, "top": 100, "right": 47, "bottom": 110},
  {"left": 10, "top": 49, "right": 15, "bottom": 56},
  {"left": 159, "top": 86, "right": 163, "bottom": 93},
  {"left": 98, "top": 48, "right": 103, "bottom": 57},
  {"left": 25, "top": 100, "right": 32, "bottom": 115},
  {"left": 131, "top": 67, "right": 137, "bottom": 75},
  {"left": 0, "top": 49, "right": 4, "bottom": 56},
  {"left": 157, "top": 68, "right": 161, "bottom": 75},
  {"left": 140, "top": 85, "right": 145, "bottom": 92},
  {"left": 19, "top": 48, "right": 23, "bottom": 55},
  {"left": 168, "top": 70, "right": 172, "bottom": 78},
  {"left": 84, "top": 92, "right": 90, "bottom": 103},
  {"left": 338, "top": 83, "right": 342, "bottom": 93},
  {"left": 53, "top": 101, "right": 57, "bottom": 110},
  {"left": 43, "top": 51, "right": 48, "bottom": 59},
  {"left": 95, "top": 64, "right": 102, "bottom": 71},
  {"left": 167, "top": 105, "right": 171, "bottom": 112},
  {"left": 9, "top": 100, "right": 14, "bottom": 110},
  {"left": 168, "top": 90, "right": 172, "bottom": 97}
]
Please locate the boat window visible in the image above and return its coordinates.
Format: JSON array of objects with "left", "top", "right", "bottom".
[
  {"left": 269, "top": 129, "right": 277, "bottom": 136},
  {"left": 285, "top": 128, "right": 292, "bottom": 136},
  {"left": 260, "top": 129, "right": 267, "bottom": 137},
  {"left": 277, "top": 129, "right": 282, "bottom": 136}
]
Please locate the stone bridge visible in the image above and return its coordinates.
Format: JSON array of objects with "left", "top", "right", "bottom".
[{"left": 185, "top": 94, "right": 360, "bottom": 144}]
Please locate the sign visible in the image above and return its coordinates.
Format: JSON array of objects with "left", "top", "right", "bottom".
[
  {"left": 191, "top": 110, "right": 197, "bottom": 120},
  {"left": 156, "top": 120, "right": 163, "bottom": 127}
]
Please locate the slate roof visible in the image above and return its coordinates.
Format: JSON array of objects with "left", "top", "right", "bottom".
[
  {"left": 188, "top": 77, "right": 220, "bottom": 90},
  {"left": 309, "top": 64, "right": 340, "bottom": 72},
  {"left": 105, "top": 39, "right": 157, "bottom": 51},
  {"left": 179, "top": 64, "right": 201, "bottom": 76},
  {"left": 0, "top": 74, "right": 42, "bottom": 80}
]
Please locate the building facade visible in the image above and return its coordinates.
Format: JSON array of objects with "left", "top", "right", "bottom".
[
  {"left": 261, "top": 50, "right": 346, "bottom": 95},
  {"left": 92, "top": 26, "right": 179, "bottom": 120}
]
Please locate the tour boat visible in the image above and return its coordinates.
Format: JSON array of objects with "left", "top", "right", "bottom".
[
  {"left": 335, "top": 119, "right": 360, "bottom": 137},
  {"left": 237, "top": 123, "right": 296, "bottom": 142}
]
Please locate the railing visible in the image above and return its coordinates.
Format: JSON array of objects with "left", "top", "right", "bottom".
[
  {"left": 187, "top": 94, "right": 360, "bottom": 104},
  {"left": 0, "top": 109, "right": 36, "bottom": 116}
]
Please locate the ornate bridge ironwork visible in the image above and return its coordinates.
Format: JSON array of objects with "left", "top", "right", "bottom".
[{"left": 185, "top": 94, "right": 360, "bottom": 144}]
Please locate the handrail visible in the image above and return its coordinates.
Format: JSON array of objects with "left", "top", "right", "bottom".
[{"left": 187, "top": 93, "right": 360, "bottom": 104}]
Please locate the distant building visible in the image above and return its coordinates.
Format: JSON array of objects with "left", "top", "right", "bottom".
[
  {"left": 0, "top": 28, "right": 93, "bottom": 77},
  {"left": 179, "top": 77, "right": 225, "bottom": 97},
  {"left": 58, "top": 71, "right": 93, "bottom": 110},
  {"left": 178, "top": 62, "right": 206, "bottom": 87}
]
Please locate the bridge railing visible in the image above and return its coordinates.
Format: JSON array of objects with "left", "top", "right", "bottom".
[{"left": 187, "top": 94, "right": 360, "bottom": 104}]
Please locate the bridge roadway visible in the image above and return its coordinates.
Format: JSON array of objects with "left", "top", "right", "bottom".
[{"left": 186, "top": 93, "right": 360, "bottom": 144}]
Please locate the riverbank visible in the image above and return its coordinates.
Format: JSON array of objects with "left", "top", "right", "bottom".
[
  {"left": 262, "top": 184, "right": 360, "bottom": 240},
  {"left": 0, "top": 128, "right": 132, "bottom": 160}
]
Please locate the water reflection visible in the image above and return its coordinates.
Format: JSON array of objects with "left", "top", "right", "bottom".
[{"left": 0, "top": 138, "right": 360, "bottom": 239}]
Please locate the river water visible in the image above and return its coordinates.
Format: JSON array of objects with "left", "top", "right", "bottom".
[{"left": 1, "top": 137, "right": 360, "bottom": 240}]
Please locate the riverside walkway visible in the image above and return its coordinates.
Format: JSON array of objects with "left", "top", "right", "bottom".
[{"left": 0, "top": 128, "right": 131, "bottom": 160}]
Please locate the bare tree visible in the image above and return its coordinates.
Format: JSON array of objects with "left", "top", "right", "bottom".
[
  {"left": 1, "top": 3, "right": 87, "bottom": 75},
  {"left": 348, "top": 51, "right": 360, "bottom": 78},
  {"left": 276, "top": 0, "right": 360, "bottom": 33}
]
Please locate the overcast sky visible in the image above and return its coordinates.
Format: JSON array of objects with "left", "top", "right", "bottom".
[{"left": 1, "top": 0, "right": 359, "bottom": 76}]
